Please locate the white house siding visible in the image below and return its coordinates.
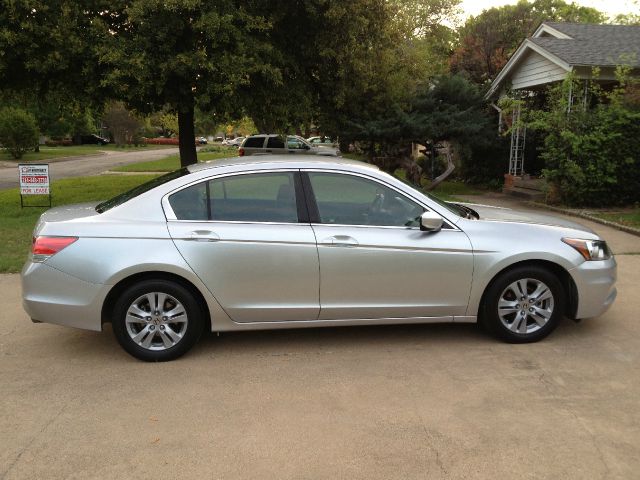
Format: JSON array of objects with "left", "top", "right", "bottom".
[{"left": 511, "top": 50, "right": 568, "bottom": 90}]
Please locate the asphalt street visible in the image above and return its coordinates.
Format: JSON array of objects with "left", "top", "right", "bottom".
[
  {"left": 1, "top": 201, "right": 639, "bottom": 479},
  {"left": 0, "top": 147, "right": 179, "bottom": 190}
]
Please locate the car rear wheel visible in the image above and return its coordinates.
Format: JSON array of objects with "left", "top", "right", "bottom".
[
  {"left": 481, "top": 266, "right": 564, "bottom": 343},
  {"left": 112, "top": 279, "right": 203, "bottom": 361}
]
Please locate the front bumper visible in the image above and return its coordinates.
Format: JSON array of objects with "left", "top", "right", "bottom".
[
  {"left": 569, "top": 256, "right": 617, "bottom": 319},
  {"left": 21, "top": 261, "right": 109, "bottom": 331}
]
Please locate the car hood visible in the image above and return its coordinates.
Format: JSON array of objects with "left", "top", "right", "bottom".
[{"left": 462, "top": 203, "right": 595, "bottom": 234}]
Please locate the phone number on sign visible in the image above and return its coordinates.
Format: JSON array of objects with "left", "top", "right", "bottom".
[{"left": 21, "top": 175, "right": 48, "bottom": 184}]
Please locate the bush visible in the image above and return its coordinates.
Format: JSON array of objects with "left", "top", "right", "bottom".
[
  {"left": 0, "top": 107, "right": 40, "bottom": 159},
  {"left": 144, "top": 137, "right": 179, "bottom": 145},
  {"left": 527, "top": 71, "right": 640, "bottom": 206}
]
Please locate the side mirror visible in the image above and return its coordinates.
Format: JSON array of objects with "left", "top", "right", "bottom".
[{"left": 420, "top": 211, "right": 443, "bottom": 232}]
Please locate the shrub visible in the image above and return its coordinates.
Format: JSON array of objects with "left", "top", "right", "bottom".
[
  {"left": 527, "top": 70, "right": 640, "bottom": 206},
  {"left": 0, "top": 107, "right": 40, "bottom": 159},
  {"left": 144, "top": 137, "right": 179, "bottom": 145}
]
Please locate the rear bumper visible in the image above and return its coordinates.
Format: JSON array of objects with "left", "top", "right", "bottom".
[
  {"left": 569, "top": 256, "right": 617, "bottom": 319},
  {"left": 21, "top": 261, "right": 109, "bottom": 331}
]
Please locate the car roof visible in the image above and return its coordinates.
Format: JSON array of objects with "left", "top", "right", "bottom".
[{"left": 186, "top": 155, "right": 378, "bottom": 173}]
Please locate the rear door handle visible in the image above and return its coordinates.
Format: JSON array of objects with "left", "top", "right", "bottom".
[
  {"left": 321, "top": 235, "right": 359, "bottom": 247},
  {"left": 187, "top": 230, "right": 220, "bottom": 242}
]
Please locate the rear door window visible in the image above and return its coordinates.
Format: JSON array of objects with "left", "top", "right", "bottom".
[
  {"left": 168, "top": 172, "right": 300, "bottom": 223},
  {"left": 266, "top": 136, "right": 285, "bottom": 149}
]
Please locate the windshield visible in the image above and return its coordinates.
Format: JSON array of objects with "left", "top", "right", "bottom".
[
  {"left": 95, "top": 168, "right": 190, "bottom": 213},
  {"left": 391, "top": 174, "right": 466, "bottom": 217}
]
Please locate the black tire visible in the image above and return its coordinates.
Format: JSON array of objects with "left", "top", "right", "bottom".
[
  {"left": 112, "top": 279, "right": 204, "bottom": 361},
  {"left": 481, "top": 265, "right": 564, "bottom": 343}
]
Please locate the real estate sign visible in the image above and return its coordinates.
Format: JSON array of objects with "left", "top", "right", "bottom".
[
  {"left": 19, "top": 164, "right": 50, "bottom": 195},
  {"left": 18, "top": 164, "right": 51, "bottom": 207}
]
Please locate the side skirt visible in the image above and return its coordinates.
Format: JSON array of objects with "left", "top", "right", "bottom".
[{"left": 211, "top": 315, "right": 477, "bottom": 332}]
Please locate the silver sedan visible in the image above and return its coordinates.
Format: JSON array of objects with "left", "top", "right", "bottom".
[{"left": 22, "top": 156, "right": 617, "bottom": 361}]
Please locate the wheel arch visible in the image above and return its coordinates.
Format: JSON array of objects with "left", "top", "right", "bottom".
[
  {"left": 101, "top": 271, "right": 212, "bottom": 332},
  {"left": 477, "top": 259, "right": 578, "bottom": 321}
]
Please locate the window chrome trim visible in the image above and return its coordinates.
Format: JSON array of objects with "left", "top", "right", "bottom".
[
  {"left": 161, "top": 168, "right": 301, "bottom": 222},
  {"left": 302, "top": 168, "right": 460, "bottom": 231}
]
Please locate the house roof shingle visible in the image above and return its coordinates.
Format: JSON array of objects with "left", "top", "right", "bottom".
[{"left": 531, "top": 22, "right": 640, "bottom": 67}]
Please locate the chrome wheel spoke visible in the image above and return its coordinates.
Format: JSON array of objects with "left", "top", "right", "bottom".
[
  {"left": 132, "top": 325, "right": 151, "bottom": 344},
  {"left": 159, "top": 330, "right": 173, "bottom": 348},
  {"left": 531, "top": 306, "right": 551, "bottom": 326},
  {"left": 498, "top": 298, "right": 519, "bottom": 315},
  {"left": 534, "top": 290, "right": 553, "bottom": 303},
  {"left": 164, "top": 325, "right": 182, "bottom": 343},
  {"left": 126, "top": 314, "right": 146, "bottom": 325},
  {"left": 141, "top": 329, "right": 156, "bottom": 348},
  {"left": 165, "top": 305, "right": 186, "bottom": 319},
  {"left": 127, "top": 304, "right": 149, "bottom": 318}
]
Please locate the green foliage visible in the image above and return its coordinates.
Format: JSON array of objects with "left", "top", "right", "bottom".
[
  {"left": 451, "top": 0, "right": 606, "bottom": 84},
  {"left": 527, "top": 71, "right": 640, "bottom": 206},
  {"left": 0, "top": 107, "right": 40, "bottom": 159}
]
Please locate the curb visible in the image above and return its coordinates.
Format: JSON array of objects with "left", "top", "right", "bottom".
[{"left": 526, "top": 201, "right": 640, "bottom": 238}]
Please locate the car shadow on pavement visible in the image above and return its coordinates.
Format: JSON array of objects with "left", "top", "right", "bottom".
[{"left": 50, "top": 317, "right": 604, "bottom": 363}]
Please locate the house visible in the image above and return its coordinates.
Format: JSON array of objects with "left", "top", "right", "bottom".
[{"left": 485, "top": 22, "right": 640, "bottom": 198}]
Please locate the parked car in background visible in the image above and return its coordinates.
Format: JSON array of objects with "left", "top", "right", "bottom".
[
  {"left": 196, "top": 137, "right": 208, "bottom": 145},
  {"left": 223, "top": 137, "right": 245, "bottom": 147},
  {"left": 80, "top": 134, "right": 109, "bottom": 145},
  {"left": 22, "top": 156, "right": 616, "bottom": 361},
  {"left": 307, "top": 136, "right": 336, "bottom": 147},
  {"left": 239, "top": 134, "right": 339, "bottom": 156}
]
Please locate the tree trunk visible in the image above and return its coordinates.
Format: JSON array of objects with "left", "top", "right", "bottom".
[
  {"left": 425, "top": 151, "right": 455, "bottom": 191},
  {"left": 178, "top": 107, "right": 197, "bottom": 167}
]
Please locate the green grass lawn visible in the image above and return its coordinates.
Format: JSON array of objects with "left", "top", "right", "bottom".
[
  {"left": 113, "top": 147, "right": 238, "bottom": 172},
  {"left": 589, "top": 209, "right": 640, "bottom": 229},
  {"left": 1, "top": 144, "right": 174, "bottom": 163},
  {"left": 0, "top": 174, "right": 157, "bottom": 273}
]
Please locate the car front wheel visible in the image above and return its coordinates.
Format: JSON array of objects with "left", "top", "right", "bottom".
[
  {"left": 482, "top": 266, "right": 564, "bottom": 343},
  {"left": 112, "top": 279, "right": 204, "bottom": 361}
]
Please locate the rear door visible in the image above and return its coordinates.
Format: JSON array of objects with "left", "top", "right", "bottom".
[{"left": 165, "top": 170, "right": 320, "bottom": 322}]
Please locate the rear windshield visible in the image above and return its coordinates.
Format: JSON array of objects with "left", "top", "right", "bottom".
[{"left": 95, "top": 168, "right": 190, "bottom": 213}]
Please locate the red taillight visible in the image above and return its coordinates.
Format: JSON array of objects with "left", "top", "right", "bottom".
[
  {"left": 32, "top": 236, "right": 78, "bottom": 256},
  {"left": 238, "top": 147, "right": 245, "bottom": 156}
]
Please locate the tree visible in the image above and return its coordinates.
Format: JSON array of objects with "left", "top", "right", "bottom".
[
  {"left": 450, "top": 0, "right": 606, "bottom": 84},
  {"left": 345, "top": 75, "right": 492, "bottom": 185},
  {"left": 0, "top": 107, "right": 40, "bottom": 159},
  {"left": 103, "top": 102, "right": 143, "bottom": 146},
  {"left": 96, "top": 1, "right": 271, "bottom": 167}
]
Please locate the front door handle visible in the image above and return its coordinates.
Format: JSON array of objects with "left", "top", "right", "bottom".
[
  {"left": 321, "top": 235, "right": 359, "bottom": 247},
  {"left": 187, "top": 230, "right": 220, "bottom": 242}
]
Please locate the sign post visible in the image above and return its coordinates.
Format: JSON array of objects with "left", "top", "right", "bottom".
[{"left": 18, "top": 164, "right": 51, "bottom": 208}]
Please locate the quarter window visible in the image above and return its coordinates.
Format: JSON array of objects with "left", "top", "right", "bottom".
[
  {"left": 307, "top": 172, "right": 424, "bottom": 227},
  {"left": 168, "top": 172, "right": 299, "bottom": 223}
]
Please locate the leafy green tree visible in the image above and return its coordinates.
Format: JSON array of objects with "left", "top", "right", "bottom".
[
  {"left": 450, "top": 0, "right": 606, "bottom": 84},
  {"left": 0, "top": 107, "right": 40, "bottom": 159},
  {"left": 96, "top": 0, "right": 271, "bottom": 166}
]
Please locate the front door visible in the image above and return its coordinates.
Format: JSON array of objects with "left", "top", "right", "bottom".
[
  {"left": 304, "top": 171, "right": 473, "bottom": 320},
  {"left": 166, "top": 171, "right": 319, "bottom": 322}
]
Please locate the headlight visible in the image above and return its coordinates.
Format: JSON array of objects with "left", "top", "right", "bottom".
[{"left": 562, "top": 238, "right": 611, "bottom": 261}]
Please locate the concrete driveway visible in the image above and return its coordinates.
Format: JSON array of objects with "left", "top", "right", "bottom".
[
  {"left": 0, "top": 147, "right": 178, "bottom": 190},
  {"left": 1, "top": 205, "right": 639, "bottom": 479}
]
